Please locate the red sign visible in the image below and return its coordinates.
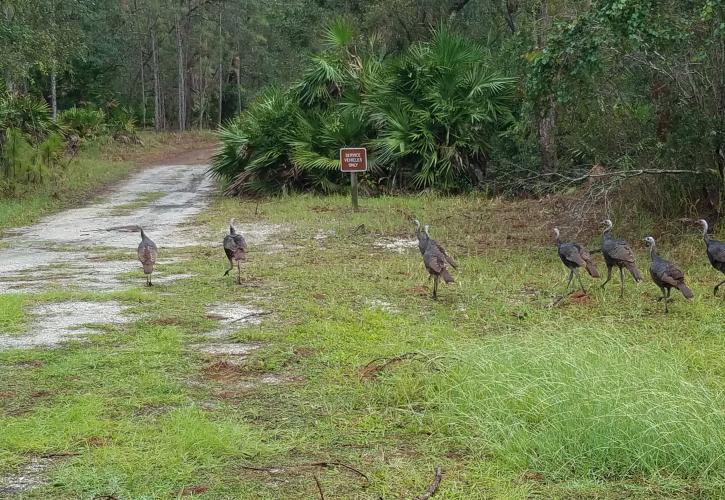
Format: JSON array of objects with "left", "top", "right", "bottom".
[{"left": 340, "top": 148, "right": 367, "bottom": 172}]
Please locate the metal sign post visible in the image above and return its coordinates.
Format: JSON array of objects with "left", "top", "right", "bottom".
[{"left": 339, "top": 147, "right": 367, "bottom": 212}]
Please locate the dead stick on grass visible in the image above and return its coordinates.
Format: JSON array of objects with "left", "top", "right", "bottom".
[
  {"left": 40, "top": 452, "right": 80, "bottom": 458},
  {"left": 241, "top": 461, "right": 370, "bottom": 484},
  {"left": 309, "top": 462, "right": 370, "bottom": 483},
  {"left": 229, "top": 311, "right": 273, "bottom": 323},
  {"left": 360, "top": 352, "right": 421, "bottom": 379},
  {"left": 414, "top": 466, "right": 443, "bottom": 500},
  {"left": 313, "top": 474, "right": 325, "bottom": 499}
]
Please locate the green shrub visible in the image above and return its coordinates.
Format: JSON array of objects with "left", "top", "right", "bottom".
[
  {"left": 58, "top": 106, "right": 106, "bottom": 139},
  {"left": 1, "top": 128, "right": 33, "bottom": 179},
  {"left": 0, "top": 93, "right": 54, "bottom": 142},
  {"left": 211, "top": 24, "right": 516, "bottom": 195},
  {"left": 369, "top": 28, "right": 515, "bottom": 189},
  {"left": 212, "top": 87, "right": 299, "bottom": 194}
]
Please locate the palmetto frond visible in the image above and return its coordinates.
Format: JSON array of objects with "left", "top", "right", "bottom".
[
  {"left": 323, "top": 18, "right": 354, "bottom": 50},
  {"left": 214, "top": 24, "right": 516, "bottom": 194}
]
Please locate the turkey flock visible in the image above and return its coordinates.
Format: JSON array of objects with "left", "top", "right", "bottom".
[
  {"left": 136, "top": 216, "right": 724, "bottom": 313},
  {"left": 553, "top": 218, "right": 723, "bottom": 312}
]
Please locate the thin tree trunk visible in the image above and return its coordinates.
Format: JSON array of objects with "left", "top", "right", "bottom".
[
  {"left": 50, "top": 69, "right": 57, "bottom": 120},
  {"left": 50, "top": 0, "right": 57, "bottom": 120},
  {"left": 538, "top": 97, "right": 557, "bottom": 172},
  {"left": 448, "top": 0, "right": 471, "bottom": 20},
  {"left": 217, "top": 7, "right": 223, "bottom": 125},
  {"left": 500, "top": 0, "right": 516, "bottom": 34},
  {"left": 151, "top": 30, "right": 163, "bottom": 131},
  {"left": 175, "top": 11, "right": 186, "bottom": 132},
  {"left": 140, "top": 48, "right": 146, "bottom": 128},
  {"left": 233, "top": 55, "right": 242, "bottom": 115},
  {"left": 3, "top": 6, "right": 13, "bottom": 93},
  {"left": 536, "top": 1, "right": 557, "bottom": 172}
]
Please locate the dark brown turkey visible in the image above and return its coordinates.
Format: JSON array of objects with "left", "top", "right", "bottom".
[
  {"left": 553, "top": 227, "right": 599, "bottom": 293},
  {"left": 223, "top": 218, "right": 248, "bottom": 284},
  {"left": 644, "top": 236, "right": 693, "bottom": 312}
]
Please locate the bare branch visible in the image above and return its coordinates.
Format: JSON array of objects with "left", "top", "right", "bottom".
[
  {"left": 414, "top": 466, "right": 443, "bottom": 500},
  {"left": 533, "top": 168, "right": 706, "bottom": 184}
]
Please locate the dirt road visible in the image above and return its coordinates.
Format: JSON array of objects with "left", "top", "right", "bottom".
[{"left": 0, "top": 151, "right": 216, "bottom": 348}]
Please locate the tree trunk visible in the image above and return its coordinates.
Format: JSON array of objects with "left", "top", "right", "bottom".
[
  {"left": 448, "top": 0, "right": 471, "bottom": 20},
  {"left": 538, "top": 97, "right": 557, "bottom": 173},
  {"left": 716, "top": 134, "right": 725, "bottom": 218},
  {"left": 217, "top": 7, "right": 223, "bottom": 125},
  {"left": 50, "top": 69, "right": 57, "bottom": 120},
  {"left": 140, "top": 48, "right": 146, "bottom": 129},
  {"left": 151, "top": 31, "right": 163, "bottom": 131},
  {"left": 536, "top": 1, "right": 557, "bottom": 172},
  {"left": 3, "top": 6, "right": 13, "bottom": 94},
  {"left": 50, "top": 0, "right": 57, "bottom": 120},
  {"left": 502, "top": 1, "right": 517, "bottom": 34},
  {"left": 233, "top": 55, "right": 242, "bottom": 115},
  {"left": 175, "top": 12, "right": 186, "bottom": 132}
]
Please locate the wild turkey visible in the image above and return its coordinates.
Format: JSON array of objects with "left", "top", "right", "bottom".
[
  {"left": 601, "top": 219, "right": 642, "bottom": 297},
  {"left": 417, "top": 225, "right": 455, "bottom": 299},
  {"left": 697, "top": 219, "right": 725, "bottom": 297},
  {"left": 644, "top": 236, "right": 693, "bottom": 312},
  {"left": 413, "top": 219, "right": 429, "bottom": 255},
  {"left": 413, "top": 219, "right": 458, "bottom": 270},
  {"left": 137, "top": 227, "right": 157, "bottom": 286},
  {"left": 553, "top": 227, "right": 600, "bottom": 293},
  {"left": 223, "top": 218, "right": 248, "bottom": 284}
]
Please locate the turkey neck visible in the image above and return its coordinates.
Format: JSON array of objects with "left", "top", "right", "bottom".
[{"left": 648, "top": 243, "right": 658, "bottom": 261}]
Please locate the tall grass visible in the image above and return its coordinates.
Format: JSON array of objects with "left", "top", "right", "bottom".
[{"left": 407, "top": 332, "right": 725, "bottom": 481}]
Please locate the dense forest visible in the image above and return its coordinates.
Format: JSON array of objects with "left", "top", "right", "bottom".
[{"left": 1, "top": 0, "right": 724, "bottom": 217}]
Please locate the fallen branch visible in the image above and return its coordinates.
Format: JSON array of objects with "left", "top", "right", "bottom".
[
  {"left": 229, "top": 311, "right": 273, "bottom": 323},
  {"left": 313, "top": 474, "right": 325, "bottom": 500},
  {"left": 40, "top": 452, "right": 81, "bottom": 458},
  {"left": 414, "top": 466, "right": 443, "bottom": 500},
  {"left": 241, "top": 461, "right": 369, "bottom": 484},
  {"left": 308, "top": 462, "right": 370, "bottom": 483},
  {"left": 360, "top": 352, "right": 422, "bottom": 379},
  {"left": 525, "top": 167, "right": 708, "bottom": 184}
]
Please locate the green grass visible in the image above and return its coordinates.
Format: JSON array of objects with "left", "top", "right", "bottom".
[
  {"left": 108, "top": 191, "right": 166, "bottom": 215},
  {"left": 0, "top": 152, "right": 135, "bottom": 231},
  {"left": 1, "top": 192, "right": 724, "bottom": 498},
  {"left": 0, "top": 294, "right": 26, "bottom": 333}
]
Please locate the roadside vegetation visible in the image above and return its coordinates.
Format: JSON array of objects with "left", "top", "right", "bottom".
[
  {"left": 1, "top": 193, "right": 724, "bottom": 498},
  {"left": 0, "top": 127, "right": 214, "bottom": 232}
]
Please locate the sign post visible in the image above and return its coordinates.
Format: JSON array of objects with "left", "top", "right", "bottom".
[{"left": 339, "top": 147, "right": 367, "bottom": 212}]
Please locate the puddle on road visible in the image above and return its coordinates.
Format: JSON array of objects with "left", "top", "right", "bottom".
[
  {"left": 0, "top": 301, "right": 134, "bottom": 350},
  {"left": 0, "top": 456, "right": 58, "bottom": 495}
]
